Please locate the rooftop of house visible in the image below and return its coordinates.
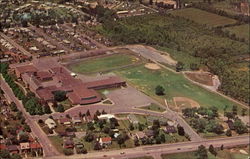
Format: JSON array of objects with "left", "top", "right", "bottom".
[
  {"left": 59, "top": 118, "right": 71, "bottom": 124},
  {"left": 30, "top": 142, "right": 42, "bottom": 149},
  {"left": 100, "top": 137, "right": 112, "bottom": 143}
]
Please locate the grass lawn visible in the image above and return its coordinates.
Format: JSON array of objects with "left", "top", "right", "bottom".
[
  {"left": 68, "top": 54, "right": 139, "bottom": 74},
  {"left": 115, "top": 64, "right": 243, "bottom": 112},
  {"left": 161, "top": 151, "right": 218, "bottom": 159},
  {"left": 223, "top": 24, "right": 249, "bottom": 42},
  {"left": 170, "top": 8, "right": 237, "bottom": 27},
  {"left": 58, "top": 99, "right": 72, "bottom": 111},
  {"left": 48, "top": 136, "right": 64, "bottom": 154},
  {"left": 139, "top": 103, "right": 166, "bottom": 112}
]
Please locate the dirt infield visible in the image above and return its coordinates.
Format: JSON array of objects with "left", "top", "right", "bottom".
[
  {"left": 145, "top": 63, "right": 161, "bottom": 70},
  {"left": 173, "top": 97, "right": 200, "bottom": 110},
  {"left": 185, "top": 72, "right": 214, "bottom": 86}
]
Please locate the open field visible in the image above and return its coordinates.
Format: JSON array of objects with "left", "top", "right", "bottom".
[
  {"left": 185, "top": 72, "right": 214, "bottom": 86},
  {"left": 223, "top": 24, "right": 249, "bottom": 42},
  {"left": 115, "top": 65, "right": 243, "bottom": 112},
  {"left": 68, "top": 54, "right": 139, "bottom": 73},
  {"left": 170, "top": 8, "right": 237, "bottom": 27},
  {"left": 139, "top": 103, "right": 166, "bottom": 112}
]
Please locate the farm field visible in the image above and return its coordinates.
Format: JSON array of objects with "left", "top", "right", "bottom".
[
  {"left": 223, "top": 24, "right": 249, "bottom": 42},
  {"left": 170, "top": 8, "right": 237, "bottom": 27},
  {"left": 68, "top": 54, "right": 139, "bottom": 73},
  {"left": 115, "top": 65, "right": 243, "bottom": 112}
]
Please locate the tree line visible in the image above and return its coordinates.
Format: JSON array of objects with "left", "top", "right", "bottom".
[{"left": 0, "top": 63, "right": 51, "bottom": 115}]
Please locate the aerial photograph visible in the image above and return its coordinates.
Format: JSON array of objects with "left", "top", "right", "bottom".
[{"left": 0, "top": 0, "right": 249, "bottom": 159}]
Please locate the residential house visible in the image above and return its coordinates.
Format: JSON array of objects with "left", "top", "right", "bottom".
[
  {"left": 7, "top": 145, "right": 19, "bottom": 154},
  {"left": 99, "top": 137, "right": 112, "bottom": 146},
  {"left": 20, "top": 142, "right": 30, "bottom": 153},
  {"left": 59, "top": 118, "right": 71, "bottom": 125},
  {"left": 98, "top": 114, "right": 115, "bottom": 121},
  {"left": 164, "top": 125, "right": 177, "bottom": 134},
  {"left": 30, "top": 142, "right": 42, "bottom": 152},
  {"left": 72, "top": 116, "right": 82, "bottom": 124},
  {"left": 64, "top": 138, "right": 74, "bottom": 149}
]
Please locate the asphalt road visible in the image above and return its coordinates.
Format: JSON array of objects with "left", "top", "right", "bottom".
[
  {"left": 0, "top": 76, "right": 60, "bottom": 157},
  {"left": 45, "top": 135, "right": 249, "bottom": 159}
]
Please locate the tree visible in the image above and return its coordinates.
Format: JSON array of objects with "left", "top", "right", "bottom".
[
  {"left": 117, "top": 135, "right": 125, "bottom": 147},
  {"left": 241, "top": 108, "right": 247, "bottom": 116},
  {"left": 129, "top": 123, "right": 134, "bottom": 131},
  {"left": 87, "top": 122, "right": 95, "bottom": 131},
  {"left": 57, "top": 104, "right": 64, "bottom": 112},
  {"left": 24, "top": 124, "right": 31, "bottom": 132},
  {"left": 0, "top": 150, "right": 11, "bottom": 159},
  {"left": 225, "top": 129, "right": 232, "bottom": 136},
  {"left": 152, "top": 120, "right": 160, "bottom": 129},
  {"left": 94, "top": 142, "right": 102, "bottom": 150},
  {"left": 209, "top": 145, "right": 217, "bottom": 156},
  {"left": 149, "top": 0, "right": 153, "bottom": 5},
  {"left": 224, "top": 112, "right": 234, "bottom": 121},
  {"left": 86, "top": 110, "right": 91, "bottom": 116},
  {"left": 177, "top": 125, "right": 185, "bottom": 136},
  {"left": 138, "top": 123, "right": 144, "bottom": 131},
  {"left": 196, "top": 145, "right": 208, "bottom": 159},
  {"left": 176, "top": 61, "right": 184, "bottom": 72},
  {"left": 53, "top": 91, "right": 67, "bottom": 102},
  {"left": 134, "top": 138, "right": 140, "bottom": 146},
  {"left": 85, "top": 132, "right": 94, "bottom": 142},
  {"left": 233, "top": 119, "right": 248, "bottom": 134},
  {"left": 10, "top": 102, "right": 18, "bottom": 112},
  {"left": 160, "top": 134, "right": 166, "bottom": 143},
  {"left": 95, "top": 110, "right": 101, "bottom": 116},
  {"left": 190, "top": 63, "right": 199, "bottom": 70},
  {"left": 155, "top": 85, "right": 165, "bottom": 96},
  {"left": 11, "top": 154, "right": 22, "bottom": 159},
  {"left": 101, "top": 110, "right": 107, "bottom": 114},
  {"left": 19, "top": 133, "right": 29, "bottom": 142},
  {"left": 43, "top": 105, "right": 51, "bottom": 114},
  {"left": 63, "top": 149, "right": 73, "bottom": 156},
  {"left": 232, "top": 105, "right": 238, "bottom": 116}
]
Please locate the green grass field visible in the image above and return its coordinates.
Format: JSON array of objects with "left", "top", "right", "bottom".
[
  {"left": 48, "top": 136, "right": 64, "bottom": 154},
  {"left": 224, "top": 24, "right": 249, "bottom": 41},
  {"left": 170, "top": 8, "right": 237, "bottom": 27},
  {"left": 139, "top": 103, "right": 166, "bottom": 112},
  {"left": 115, "top": 65, "right": 243, "bottom": 112},
  {"left": 68, "top": 54, "right": 139, "bottom": 73}
]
